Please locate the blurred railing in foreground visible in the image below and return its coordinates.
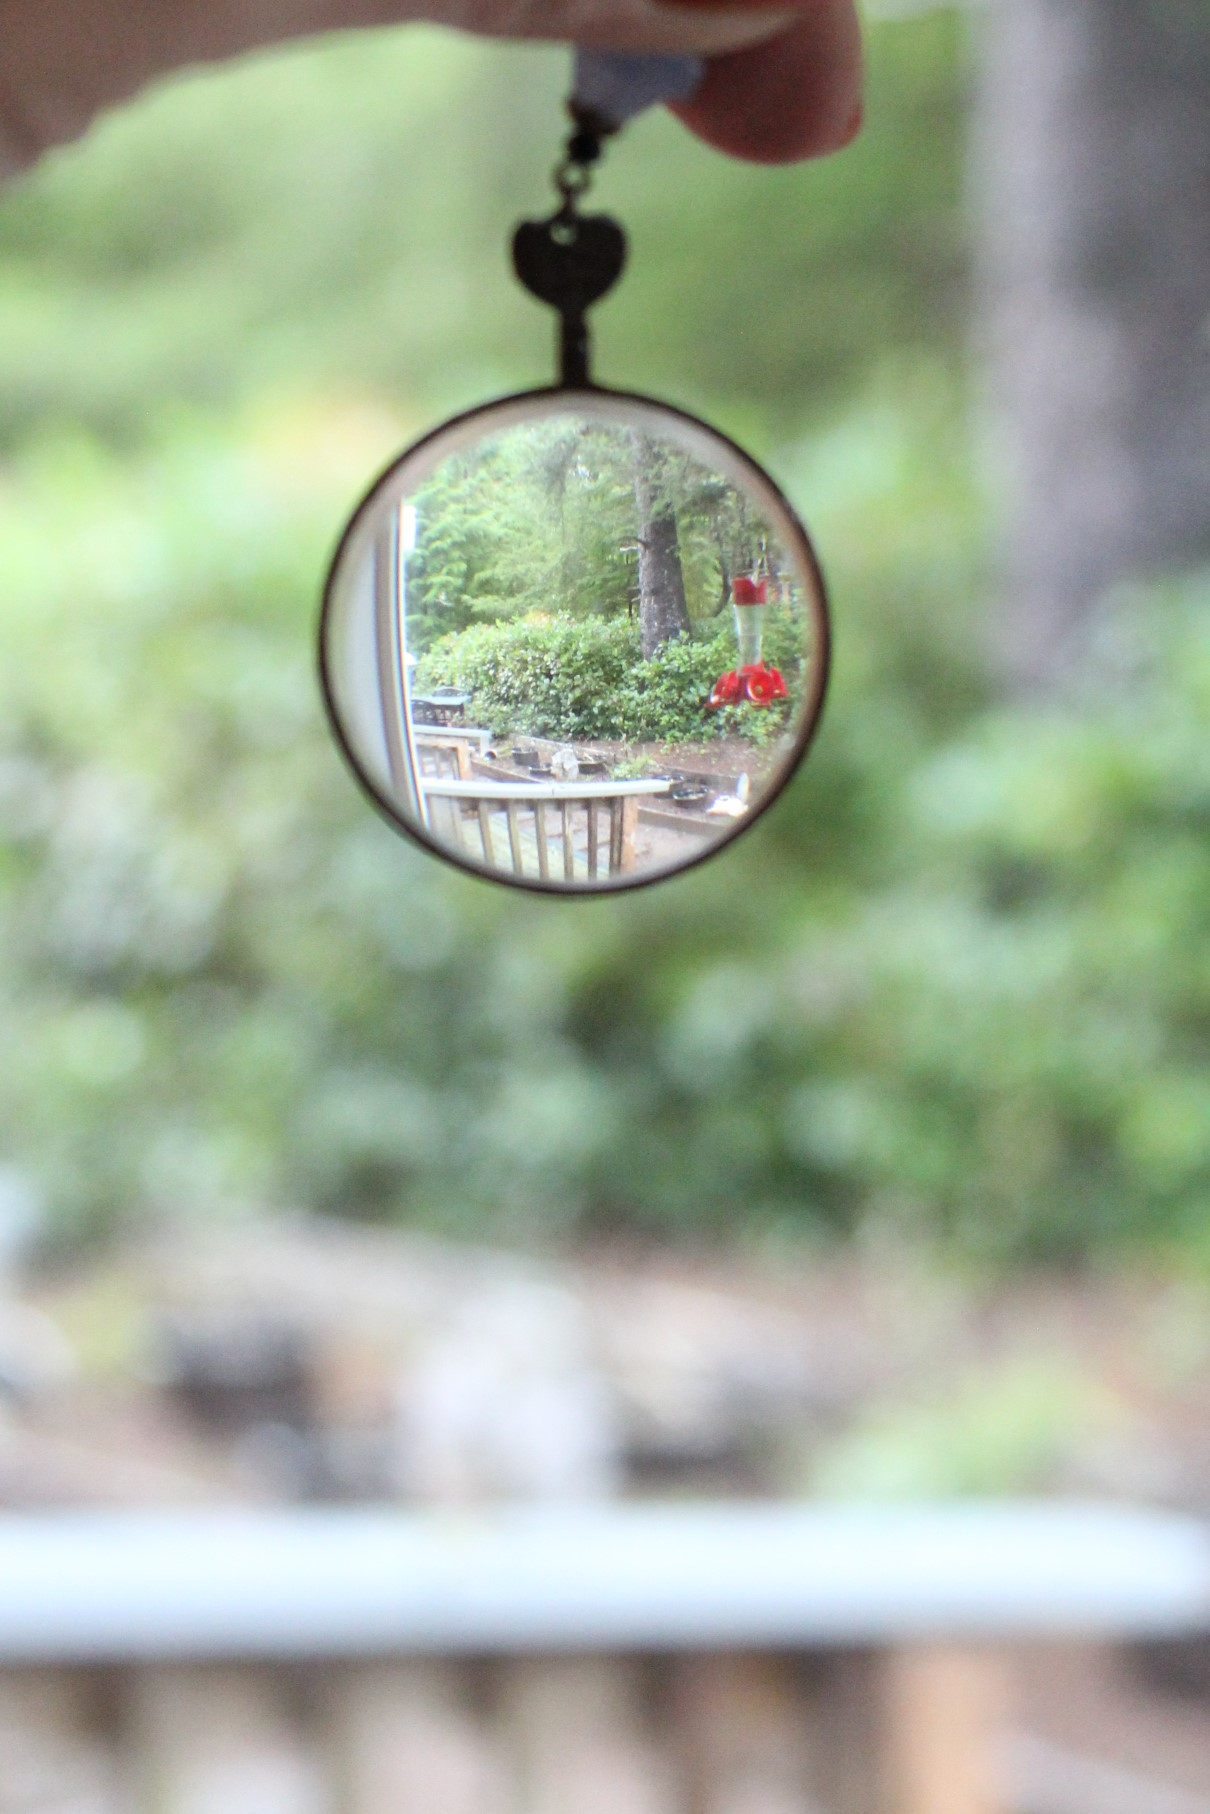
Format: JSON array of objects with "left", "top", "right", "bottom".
[{"left": 1, "top": 1504, "right": 1209, "bottom": 1814}]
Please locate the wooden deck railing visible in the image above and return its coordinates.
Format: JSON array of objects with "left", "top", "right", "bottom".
[
  {"left": 420, "top": 778, "right": 670, "bottom": 881},
  {"left": 1, "top": 1504, "right": 1207, "bottom": 1814}
]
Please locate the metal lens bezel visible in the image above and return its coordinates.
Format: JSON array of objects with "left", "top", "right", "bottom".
[{"left": 318, "top": 386, "right": 831, "bottom": 895}]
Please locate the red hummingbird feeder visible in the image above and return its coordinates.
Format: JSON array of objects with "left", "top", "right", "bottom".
[{"left": 708, "top": 573, "right": 787, "bottom": 709}]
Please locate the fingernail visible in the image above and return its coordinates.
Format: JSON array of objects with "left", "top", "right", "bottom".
[
  {"left": 654, "top": 0, "right": 791, "bottom": 8},
  {"left": 838, "top": 97, "right": 863, "bottom": 145},
  {"left": 574, "top": 2, "right": 796, "bottom": 57}
]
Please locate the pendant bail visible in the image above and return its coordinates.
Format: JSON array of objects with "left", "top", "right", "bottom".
[{"left": 570, "top": 50, "right": 704, "bottom": 133}]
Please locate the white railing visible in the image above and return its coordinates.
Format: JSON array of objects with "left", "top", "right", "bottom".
[{"left": 1, "top": 1503, "right": 1208, "bottom": 1814}]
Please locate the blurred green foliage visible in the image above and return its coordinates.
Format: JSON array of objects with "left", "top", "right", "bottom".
[
  {"left": 0, "top": 19, "right": 967, "bottom": 440},
  {"left": 811, "top": 1360, "right": 1117, "bottom": 1500},
  {"left": 0, "top": 17, "right": 1205, "bottom": 1261}
]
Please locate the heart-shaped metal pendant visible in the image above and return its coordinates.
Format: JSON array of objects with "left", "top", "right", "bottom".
[{"left": 512, "top": 214, "right": 627, "bottom": 316}]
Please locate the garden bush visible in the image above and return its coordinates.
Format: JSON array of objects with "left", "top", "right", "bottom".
[{"left": 415, "top": 609, "right": 805, "bottom": 744}]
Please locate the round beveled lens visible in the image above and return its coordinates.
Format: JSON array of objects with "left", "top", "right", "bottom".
[{"left": 320, "top": 389, "right": 829, "bottom": 893}]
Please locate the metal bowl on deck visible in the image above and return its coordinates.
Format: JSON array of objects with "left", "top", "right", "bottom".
[{"left": 668, "top": 782, "right": 711, "bottom": 808}]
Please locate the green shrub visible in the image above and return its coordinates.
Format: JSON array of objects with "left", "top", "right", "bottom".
[
  {"left": 810, "top": 1361, "right": 1115, "bottom": 1500},
  {"left": 415, "top": 609, "right": 805, "bottom": 744},
  {"left": 415, "top": 614, "right": 636, "bottom": 741},
  {"left": 776, "top": 575, "right": 1210, "bottom": 1261}
]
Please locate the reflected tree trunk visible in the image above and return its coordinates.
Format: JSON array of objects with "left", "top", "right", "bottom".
[
  {"left": 631, "top": 434, "right": 691, "bottom": 657},
  {"left": 974, "top": 0, "right": 1210, "bottom": 692}
]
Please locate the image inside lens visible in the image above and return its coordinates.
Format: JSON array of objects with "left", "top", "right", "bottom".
[{"left": 322, "top": 393, "right": 828, "bottom": 891}]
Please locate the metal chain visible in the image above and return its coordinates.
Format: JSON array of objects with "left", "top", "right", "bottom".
[{"left": 551, "top": 113, "right": 607, "bottom": 217}]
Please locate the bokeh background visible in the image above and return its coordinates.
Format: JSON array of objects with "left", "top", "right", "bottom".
[
  {"left": 2, "top": 4, "right": 1209, "bottom": 1262},
  {"left": 1, "top": 4, "right": 1210, "bottom": 1808}
]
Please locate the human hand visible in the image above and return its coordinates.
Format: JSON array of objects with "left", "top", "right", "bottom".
[{"left": 1, "top": 0, "right": 861, "bottom": 180}]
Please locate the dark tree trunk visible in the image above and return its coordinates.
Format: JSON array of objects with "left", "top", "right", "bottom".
[
  {"left": 974, "top": 0, "right": 1210, "bottom": 692},
  {"left": 631, "top": 434, "right": 691, "bottom": 657}
]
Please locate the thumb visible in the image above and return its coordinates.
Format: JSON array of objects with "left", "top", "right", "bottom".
[{"left": 670, "top": 0, "right": 864, "bottom": 162}]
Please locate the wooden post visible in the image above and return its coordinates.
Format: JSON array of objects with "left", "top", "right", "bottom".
[
  {"left": 533, "top": 803, "right": 551, "bottom": 881},
  {"left": 880, "top": 1646, "right": 1013, "bottom": 1814},
  {"left": 0, "top": 1668, "right": 119, "bottom": 1814},
  {"left": 325, "top": 1661, "right": 508, "bottom": 1814},
  {"left": 126, "top": 1665, "right": 328, "bottom": 1814},
  {"left": 502, "top": 1658, "right": 676, "bottom": 1814},
  {"left": 618, "top": 796, "right": 640, "bottom": 873},
  {"left": 586, "top": 804, "right": 600, "bottom": 880},
  {"left": 562, "top": 803, "right": 575, "bottom": 881},
  {"left": 428, "top": 793, "right": 463, "bottom": 853},
  {"left": 506, "top": 801, "right": 525, "bottom": 874},
  {"left": 812, "top": 1651, "right": 882, "bottom": 1814},
  {"left": 477, "top": 800, "right": 496, "bottom": 867},
  {"left": 672, "top": 1653, "right": 820, "bottom": 1814}
]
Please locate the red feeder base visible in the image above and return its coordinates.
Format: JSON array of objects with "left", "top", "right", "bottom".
[{"left": 708, "top": 663, "right": 788, "bottom": 709}]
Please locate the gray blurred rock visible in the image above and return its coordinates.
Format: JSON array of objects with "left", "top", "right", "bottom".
[
  {"left": 148, "top": 1311, "right": 315, "bottom": 1436},
  {"left": 141, "top": 1224, "right": 842, "bottom": 1503},
  {"left": 590, "top": 1279, "right": 823, "bottom": 1487},
  {"left": 0, "top": 1301, "right": 75, "bottom": 1406},
  {"left": 395, "top": 1277, "right": 621, "bottom": 1504}
]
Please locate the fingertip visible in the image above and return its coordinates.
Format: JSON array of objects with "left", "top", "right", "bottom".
[
  {"left": 839, "top": 96, "right": 863, "bottom": 146},
  {"left": 667, "top": 0, "right": 863, "bottom": 165}
]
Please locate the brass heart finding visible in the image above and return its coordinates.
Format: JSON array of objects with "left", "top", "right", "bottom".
[{"left": 512, "top": 213, "right": 627, "bottom": 316}]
